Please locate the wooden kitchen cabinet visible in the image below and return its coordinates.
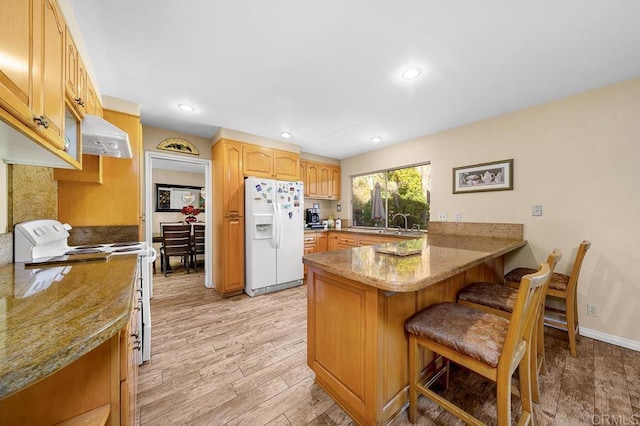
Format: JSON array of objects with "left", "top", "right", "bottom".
[
  {"left": 299, "top": 161, "right": 307, "bottom": 187},
  {"left": 0, "top": 0, "right": 36, "bottom": 127},
  {"left": 0, "top": 0, "right": 89, "bottom": 169},
  {"left": 317, "top": 233, "right": 328, "bottom": 252},
  {"left": 34, "top": 0, "right": 66, "bottom": 149},
  {"left": 242, "top": 144, "right": 299, "bottom": 180},
  {"left": 222, "top": 216, "right": 245, "bottom": 294},
  {"left": 301, "top": 160, "right": 341, "bottom": 200},
  {"left": 243, "top": 144, "right": 273, "bottom": 177},
  {"left": 221, "top": 141, "right": 244, "bottom": 217},
  {"left": 64, "top": 29, "right": 88, "bottom": 116},
  {"left": 213, "top": 139, "right": 246, "bottom": 296}
]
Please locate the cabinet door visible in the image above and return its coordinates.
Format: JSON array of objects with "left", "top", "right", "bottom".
[
  {"left": 299, "top": 161, "right": 307, "bottom": 189},
  {"left": 316, "top": 234, "right": 328, "bottom": 252},
  {"left": 224, "top": 217, "right": 245, "bottom": 292},
  {"left": 86, "top": 79, "right": 98, "bottom": 115},
  {"left": 0, "top": 0, "right": 35, "bottom": 126},
  {"left": 243, "top": 145, "right": 273, "bottom": 178},
  {"left": 273, "top": 150, "right": 299, "bottom": 180},
  {"left": 33, "top": 0, "right": 65, "bottom": 149},
  {"left": 330, "top": 166, "right": 341, "bottom": 199},
  {"left": 76, "top": 55, "right": 87, "bottom": 115},
  {"left": 318, "top": 165, "right": 331, "bottom": 197},
  {"left": 64, "top": 30, "right": 78, "bottom": 100},
  {"left": 223, "top": 142, "right": 244, "bottom": 216},
  {"left": 303, "top": 245, "right": 315, "bottom": 276},
  {"left": 328, "top": 234, "right": 339, "bottom": 251},
  {"left": 307, "top": 163, "right": 319, "bottom": 197}
]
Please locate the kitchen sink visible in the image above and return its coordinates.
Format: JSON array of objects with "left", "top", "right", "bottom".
[{"left": 370, "top": 228, "right": 421, "bottom": 236}]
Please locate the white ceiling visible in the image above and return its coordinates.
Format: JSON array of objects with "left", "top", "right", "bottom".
[{"left": 69, "top": 0, "right": 640, "bottom": 160}]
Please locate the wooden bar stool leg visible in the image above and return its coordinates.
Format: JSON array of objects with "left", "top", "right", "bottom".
[
  {"left": 567, "top": 299, "right": 578, "bottom": 357},
  {"left": 408, "top": 334, "right": 418, "bottom": 424},
  {"left": 518, "top": 348, "right": 533, "bottom": 425},
  {"left": 537, "top": 308, "right": 546, "bottom": 374},
  {"left": 496, "top": 369, "right": 512, "bottom": 426}
]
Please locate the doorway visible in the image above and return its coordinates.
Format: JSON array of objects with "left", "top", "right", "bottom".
[{"left": 144, "top": 151, "right": 213, "bottom": 288}]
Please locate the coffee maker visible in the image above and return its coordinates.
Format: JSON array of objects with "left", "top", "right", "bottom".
[{"left": 306, "top": 208, "right": 321, "bottom": 228}]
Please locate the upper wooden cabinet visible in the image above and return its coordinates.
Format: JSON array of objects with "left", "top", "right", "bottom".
[
  {"left": 34, "top": 0, "right": 66, "bottom": 149},
  {"left": 64, "top": 29, "right": 88, "bottom": 116},
  {"left": 1, "top": 0, "right": 103, "bottom": 169},
  {"left": 242, "top": 144, "right": 299, "bottom": 180},
  {"left": 301, "top": 160, "right": 341, "bottom": 200},
  {"left": 222, "top": 141, "right": 244, "bottom": 217},
  {"left": 0, "top": 0, "right": 36, "bottom": 127}
]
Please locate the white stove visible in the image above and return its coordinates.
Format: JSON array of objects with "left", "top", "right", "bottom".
[{"left": 13, "top": 219, "right": 156, "bottom": 364}]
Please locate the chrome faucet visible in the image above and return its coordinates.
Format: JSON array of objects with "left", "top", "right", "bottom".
[{"left": 391, "top": 213, "right": 409, "bottom": 230}]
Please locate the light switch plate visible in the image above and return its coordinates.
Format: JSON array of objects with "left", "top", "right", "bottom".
[
  {"left": 454, "top": 212, "right": 462, "bottom": 222},
  {"left": 532, "top": 205, "right": 543, "bottom": 216}
]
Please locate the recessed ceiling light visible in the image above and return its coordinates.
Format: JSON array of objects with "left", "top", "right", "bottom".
[
  {"left": 371, "top": 136, "right": 382, "bottom": 143},
  {"left": 281, "top": 131, "right": 291, "bottom": 139},
  {"left": 401, "top": 68, "right": 422, "bottom": 80},
  {"left": 178, "top": 104, "right": 196, "bottom": 112}
]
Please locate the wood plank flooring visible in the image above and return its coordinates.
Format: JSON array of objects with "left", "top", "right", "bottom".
[{"left": 138, "top": 270, "right": 640, "bottom": 425}]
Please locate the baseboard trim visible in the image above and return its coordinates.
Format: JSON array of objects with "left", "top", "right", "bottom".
[{"left": 581, "top": 327, "right": 640, "bottom": 352}]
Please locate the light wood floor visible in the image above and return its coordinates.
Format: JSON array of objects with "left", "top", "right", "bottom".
[{"left": 138, "top": 269, "right": 640, "bottom": 425}]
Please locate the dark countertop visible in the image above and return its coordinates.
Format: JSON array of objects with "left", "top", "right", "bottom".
[
  {"left": 0, "top": 254, "right": 139, "bottom": 399},
  {"left": 302, "top": 233, "right": 526, "bottom": 292}
]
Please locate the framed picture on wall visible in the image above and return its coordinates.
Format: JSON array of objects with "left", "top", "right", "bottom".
[
  {"left": 452, "top": 159, "right": 514, "bottom": 194},
  {"left": 155, "top": 183, "right": 205, "bottom": 212}
]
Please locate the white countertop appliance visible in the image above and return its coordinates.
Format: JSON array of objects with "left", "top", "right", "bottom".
[
  {"left": 13, "top": 219, "right": 156, "bottom": 364},
  {"left": 245, "top": 177, "right": 304, "bottom": 296}
]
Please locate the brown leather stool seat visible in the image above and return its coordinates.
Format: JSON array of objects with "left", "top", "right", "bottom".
[
  {"left": 456, "top": 282, "right": 517, "bottom": 314},
  {"left": 506, "top": 268, "right": 570, "bottom": 292},
  {"left": 406, "top": 302, "right": 509, "bottom": 368},
  {"left": 405, "top": 264, "right": 551, "bottom": 425}
]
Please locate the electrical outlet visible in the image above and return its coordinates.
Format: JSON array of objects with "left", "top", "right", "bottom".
[
  {"left": 532, "top": 205, "right": 543, "bottom": 216},
  {"left": 587, "top": 304, "right": 599, "bottom": 317},
  {"left": 438, "top": 213, "right": 447, "bottom": 221},
  {"left": 454, "top": 212, "right": 462, "bottom": 222}
]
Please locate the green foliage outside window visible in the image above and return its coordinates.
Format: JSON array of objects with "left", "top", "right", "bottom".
[{"left": 351, "top": 164, "right": 430, "bottom": 229}]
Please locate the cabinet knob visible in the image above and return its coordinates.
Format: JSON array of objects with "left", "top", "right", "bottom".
[
  {"left": 75, "top": 97, "right": 85, "bottom": 107},
  {"left": 130, "top": 331, "right": 139, "bottom": 339},
  {"left": 33, "top": 115, "right": 49, "bottom": 129}
]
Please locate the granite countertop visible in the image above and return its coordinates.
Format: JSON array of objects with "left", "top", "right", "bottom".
[
  {"left": 302, "top": 233, "right": 526, "bottom": 292},
  {"left": 0, "top": 254, "right": 139, "bottom": 399}
]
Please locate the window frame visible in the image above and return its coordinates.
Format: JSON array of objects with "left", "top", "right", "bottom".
[{"left": 350, "top": 161, "right": 430, "bottom": 230}]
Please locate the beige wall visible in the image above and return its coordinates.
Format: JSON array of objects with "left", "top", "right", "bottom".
[
  {"left": 341, "top": 77, "right": 640, "bottom": 344},
  {"left": 144, "top": 126, "right": 213, "bottom": 160},
  {"left": 152, "top": 169, "right": 205, "bottom": 234}
]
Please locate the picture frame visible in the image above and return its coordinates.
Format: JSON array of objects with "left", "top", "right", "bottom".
[
  {"left": 452, "top": 159, "right": 513, "bottom": 194},
  {"left": 155, "top": 183, "right": 205, "bottom": 212}
]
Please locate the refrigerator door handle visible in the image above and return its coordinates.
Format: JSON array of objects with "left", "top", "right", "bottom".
[
  {"left": 273, "top": 200, "right": 280, "bottom": 249},
  {"left": 276, "top": 203, "right": 283, "bottom": 249}
]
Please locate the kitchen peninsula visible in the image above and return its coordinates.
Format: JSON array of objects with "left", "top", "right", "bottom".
[
  {"left": 0, "top": 255, "right": 140, "bottom": 425},
  {"left": 302, "top": 223, "right": 525, "bottom": 425}
]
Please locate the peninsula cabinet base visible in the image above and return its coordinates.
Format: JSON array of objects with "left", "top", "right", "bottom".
[{"left": 306, "top": 259, "right": 503, "bottom": 425}]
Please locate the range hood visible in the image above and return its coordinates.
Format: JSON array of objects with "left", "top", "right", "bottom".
[{"left": 81, "top": 114, "right": 132, "bottom": 158}]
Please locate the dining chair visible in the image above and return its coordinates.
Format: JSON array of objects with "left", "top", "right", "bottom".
[
  {"left": 159, "top": 222, "right": 184, "bottom": 272},
  {"left": 406, "top": 263, "right": 551, "bottom": 425},
  {"left": 456, "top": 249, "right": 561, "bottom": 403},
  {"left": 161, "top": 224, "right": 192, "bottom": 276},
  {"left": 504, "top": 241, "right": 591, "bottom": 357},
  {"left": 191, "top": 223, "right": 205, "bottom": 271}
]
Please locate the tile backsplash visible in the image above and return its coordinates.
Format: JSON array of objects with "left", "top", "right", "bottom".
[{"left": 0, "top": 233, "right": 12, "bottom": 265}]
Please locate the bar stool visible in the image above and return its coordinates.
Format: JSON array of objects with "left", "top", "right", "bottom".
[
  {"left": 405, "top": 263, "right": 551, "bottom": 425},
  {"left": 504, "top": 241, "right": 591, "bottom": 357},
  {"left": 457, "top": 249, "right": 561, "bottom": 402}
]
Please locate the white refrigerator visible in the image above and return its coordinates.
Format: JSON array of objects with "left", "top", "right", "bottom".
[{"left": 245, "top": 177, "right": 304, "bottom": 296}]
